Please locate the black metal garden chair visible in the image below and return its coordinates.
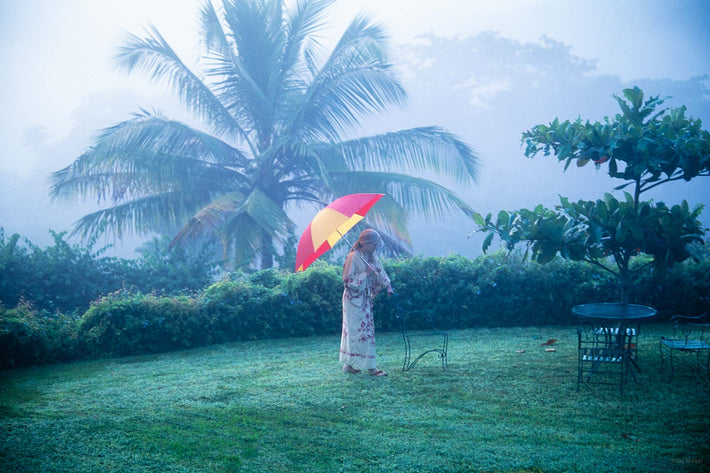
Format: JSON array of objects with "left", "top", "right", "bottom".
[
  {"left": 577, "top": 317, "right": 639, "bottom": 393},
  {"left": 660, "top": 313, "right": 710, "bottom": 379},
  {"left": 392, "top": 297, "right": 448, "bottom": 371}
]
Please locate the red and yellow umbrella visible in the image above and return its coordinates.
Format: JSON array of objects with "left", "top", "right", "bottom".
[{"left": 295, "top": 193, "right": 384, "bottom": 272}]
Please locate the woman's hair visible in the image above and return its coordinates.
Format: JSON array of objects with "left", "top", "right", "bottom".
[
  {"left": 352, "top": 229, "right": 380, "bottom": 252},
  {"left": 344, "top": 229, "right": 380, "bottom": 277}
]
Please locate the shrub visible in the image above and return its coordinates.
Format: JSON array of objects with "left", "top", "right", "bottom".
[
  {"left": 279, "top": 262, "right": 343, "bottom": 336},
  {"left": 0, "top": 301, "right": 79, "bottom": 368},
  {"left": 0, "top": 229, "right": 126, "bottom": 314},
  {"left": 200, "top": 263, "right": 342, "bottom": 341},
  {"left": 377, "top": 253, "right": 618, "bottom": 330},
  {"left": 78, "top": 291, "right": 202, "bottom": 357},
  {"left": 636, "top": 243, "right": 710, "bottom": 318},
  {"left": 127, "top": 236, "right": 220, "bottom": 295},
  {"left": 0, "top": 229, "right": 220, "bottom": 315},
  {"left": 200, "top": 280, "right": 276, "bottom": 342},
  {"left": 376, "top": 255, "right": 481, "bottom": 330},
  {"left": 460, "top": 253, "right": 617, "bottom": 327}
]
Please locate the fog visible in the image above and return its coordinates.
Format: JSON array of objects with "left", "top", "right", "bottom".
[{"left": 1, "top": 0, "right": 709, "bottom": 260}]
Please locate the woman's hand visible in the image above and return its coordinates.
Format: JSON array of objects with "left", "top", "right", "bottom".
[{"left": 386, "top": 285, "right": 394, "bottom": 297}]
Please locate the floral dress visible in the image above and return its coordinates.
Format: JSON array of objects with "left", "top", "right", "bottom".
[{"left": 339, "top": 251, "right": 391, "bottom": 371}]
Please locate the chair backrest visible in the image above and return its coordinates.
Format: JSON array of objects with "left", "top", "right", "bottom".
[
  {"left": 577, "top": 317, "right": 635, "bottom": 354},
  {"left": 670, "top": 312, "right": 709, "bottom": 343}
]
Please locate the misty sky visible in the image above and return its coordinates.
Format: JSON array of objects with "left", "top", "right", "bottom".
[{"left": 1, "top": 0, "right": 709, "bottom": 258}]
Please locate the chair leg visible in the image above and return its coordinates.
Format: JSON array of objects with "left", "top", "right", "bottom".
[
  {"left": 697, "top": 350, "right": 710, "bottom": 379},
  {"left": 402, "top": 334, "right": 411, "bottom": 371},
  {"left": 402, "top": 333, "right": 448, "bottom": 371},
  {"left": 660, "top": 344, "right": 675, "bottom": 380},
  {"left": 440, "top": 334, "right": 448, "bottom": 370},
  {"left": 669, "top": 349, "right": 675, "bottom": 378}
]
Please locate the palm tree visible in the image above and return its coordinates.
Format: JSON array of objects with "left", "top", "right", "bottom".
[{"left": 51, "top": 0, "right": 479, "bottom": 269}]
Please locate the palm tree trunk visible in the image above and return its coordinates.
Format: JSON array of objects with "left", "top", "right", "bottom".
[{"left": 260, "top": 231, "right": 274, "bottom": 269}]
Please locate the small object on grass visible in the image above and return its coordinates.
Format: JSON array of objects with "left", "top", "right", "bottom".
[
  {"left": 545, "top": 348, "right": 556, "bottom": 352},
  {"left": 541, "top": 339, "right": 558, "bottom": 346},
  {"left": 516, "top": 350, "right": 526, "bottom": 353}
]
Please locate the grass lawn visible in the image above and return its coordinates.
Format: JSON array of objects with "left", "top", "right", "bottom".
[{"left": 1, "top": 324, "right": 708, "bottom": 472}]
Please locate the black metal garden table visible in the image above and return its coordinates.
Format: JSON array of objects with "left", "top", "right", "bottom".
[{"left": 573, "top": 303, "right": 657, "bottom": 392}]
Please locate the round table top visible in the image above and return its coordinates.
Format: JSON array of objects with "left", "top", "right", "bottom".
[{"left": 572, "top": 303, "right": 657, "bottom": 319}]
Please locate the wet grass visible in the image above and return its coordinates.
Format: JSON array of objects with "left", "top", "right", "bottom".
[{"left": 1, "top": 324, "right": 708, "bottom": 472}]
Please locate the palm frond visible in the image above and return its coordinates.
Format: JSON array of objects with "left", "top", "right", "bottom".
[
  {"left": 299, "top": 67, "right": 407, "bottom": 141},
  {"left": 281, "top": 0, "right": 334, "bottom": 79},
  {"left": 93, "top": 110, "right": 248, "bottom": 165},
  {"left": 171, "top": 191, "right": 248, "bottom": 245},
  {"left": 198, "top": 2, "right": 265, "bottom": 153},
  {"left": 224, "top": 213, "right": 264, "bottom": 264},
  {"left": 222, "top": 188, "right": 295, "bottom": 244},
  {"left": 115, "top": 24, "right": 245, "bottom": 140},
  {"left": 269, "top": 141, "right": 341, "bottom": 197},
  {"left": 70, "top": 191, "right": 207, "bottom": 240},
  {"left": 288, "top": 13, "right": 406, "bottom": 141},
  {"left": 50, "top": 152, "right": 115, "bottom": 202},
  {"left": 176, "top": 208, "right": 264, "bottom": 266},
  {"left": 199, "top": 0, "right": 233, "bottom": 57},
  {"left": 363, "top": 194, "right": 411, "bottom": 244},
  {"left": 287, "top": 0, "right": 334, "bottom": 42},
  {"left": 328, "top": 170, "right": 475, "bottom": 221},
  {"left": 320, "top": 126, "right": 479, "bottom": 183},
  {"left": 273, "top": 0, "right": 335, "bottom": 127},
  {"left": 219, "top": 0, "right": 284, "bottom": 136},
  {"left": 327, "top": 13, "right": 390, "bottom": 70},
  {"left": 50, "top": 113, "right": 250, "bottom": 204},
  {"left": 173, "top": 186, "right": 294, "bottom": 250}
]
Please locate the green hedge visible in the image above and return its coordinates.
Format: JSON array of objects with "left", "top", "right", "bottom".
[
  {"left": 2, "top": 252, "right": 708, "bottom": 368},
  {"left": 0, "top": 302, "right": 79, "bottom": 367},
  {"left": 374, "top": 253, "right": 617, "bottom": 330},
  {"left": 78, "top": 292, "right": 203, "bottom": 357}
]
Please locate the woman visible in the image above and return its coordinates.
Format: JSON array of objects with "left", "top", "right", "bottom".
[{"left": 340, "top": 229, "right": 394, "bottom": 376}]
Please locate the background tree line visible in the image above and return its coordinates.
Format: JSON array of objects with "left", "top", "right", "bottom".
[{"left": 0, "top": 228, "right": 218, "bottom": 314}]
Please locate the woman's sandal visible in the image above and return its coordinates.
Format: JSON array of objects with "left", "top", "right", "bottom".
[{"left": 370, "top": 369, "right": 388, "bottom": 376}]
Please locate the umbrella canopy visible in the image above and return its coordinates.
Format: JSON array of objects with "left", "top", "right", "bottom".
[{"left": 295, "top": 193, "right": 384, "bottom": 272}]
